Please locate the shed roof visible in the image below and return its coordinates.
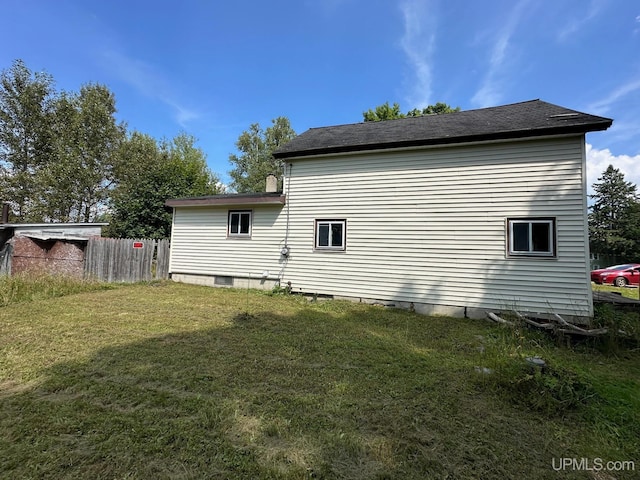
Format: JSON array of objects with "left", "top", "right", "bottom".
[
  {"left": 274, "top": 99, "right": 613, "bottom": 159},
  {"left": 19, "top": 233, "right": 93, "bottom": 242},
  {"left": 0, "top": 223, "right": 106, "bottom": 239}
]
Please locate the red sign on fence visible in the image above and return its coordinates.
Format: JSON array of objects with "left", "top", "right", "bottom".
[{"left": 133, "top": 241, "right": 144, "bottom": 249}]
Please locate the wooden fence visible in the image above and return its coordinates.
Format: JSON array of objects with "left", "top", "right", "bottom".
[{"left": 84, "top": 238, "right": 170, "bottom": 283}]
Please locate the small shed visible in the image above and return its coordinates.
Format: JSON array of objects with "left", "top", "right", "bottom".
[{"left": 0, "top": 223, "right": 107, "bottom": 278}]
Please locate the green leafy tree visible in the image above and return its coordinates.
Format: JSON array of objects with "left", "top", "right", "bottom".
[
  {"left": 66, "top": 83, "right": 126, "bottom": 222},
  {"left": 407, "top": 102, "right": 460, "bottom": 116},
  {"left": 0, "top": 59, "right": 56, "bottom": 220},
  {"left": 363, "top": 101, "right": 460, "bottom": 122},
  {"left": 37, "top": 85, "right": 125, "bottom": 222},
  {"left": 228, "top": 117, "right": 296, "bottom": 193},
  {"left": 107, "top": 132, "right": 220, "bottom": 239},
  {"left": 589, "top": 165, "right": 639, "bottom": 258},
  {"left": 362, "top": 102, "right": 404, "bottom": 122},
  {"left": 0, "top": 60, "right": 127, "bottom": 223}
]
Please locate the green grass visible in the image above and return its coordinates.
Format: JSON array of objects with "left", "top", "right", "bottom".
[
  {"left": 0, "top": 282, "right": 638, "bottom": 479},
  {"left": 592, "top": 282, "right": 640, "bottom": 300},
  {"left": 0, "top": 272, "right": 114, "bottom": 306}
]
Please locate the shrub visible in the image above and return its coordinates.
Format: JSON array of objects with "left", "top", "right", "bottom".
[{"left": 592, "top": 303, "right": 640, "bottom": 351}]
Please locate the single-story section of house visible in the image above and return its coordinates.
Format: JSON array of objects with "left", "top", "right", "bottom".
[
  {"left": 0, "top": 222, "right": 106, "bottom": 277},
  {"left": 166, "top": 100, "right": 612, "bottom": 322}
]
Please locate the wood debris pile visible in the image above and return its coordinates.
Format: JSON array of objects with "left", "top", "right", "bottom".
[{"left": 486, "top": 311, "right": 617, "bottom": 337}]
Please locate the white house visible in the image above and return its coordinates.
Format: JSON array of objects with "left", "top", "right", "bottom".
[{"left": 166, "top": 100, "right": 612, "bottom": 321}]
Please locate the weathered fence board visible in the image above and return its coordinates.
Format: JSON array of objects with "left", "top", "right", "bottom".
[
  {"left": 155, "top": 239, "right": 170, "bottom": 280},
  {"left": 84, "top": 238, "right": 170, "bottom": 283}
]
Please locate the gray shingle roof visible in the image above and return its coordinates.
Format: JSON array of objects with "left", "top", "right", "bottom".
[{"left": 274, "top": 100, "right": 612, "bottom": 159}]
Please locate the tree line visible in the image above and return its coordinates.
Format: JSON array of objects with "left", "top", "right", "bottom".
[{"left": 0, "top": 60, "right": 221, "bottom": 238}]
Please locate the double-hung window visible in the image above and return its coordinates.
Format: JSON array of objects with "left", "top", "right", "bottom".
[
  {"left": 228, "top": 210, "right": 252, "bottom": 237},
  {"left": 507, "top": 217, "right": 556, "bottom": 257},
  {"left": 315, "top": 219, "right": 346, "bottom": 251}
]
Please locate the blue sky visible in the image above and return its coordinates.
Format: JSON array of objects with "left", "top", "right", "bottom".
[{"left": 2, "top": 0, "right": 639, "bottom": 192}]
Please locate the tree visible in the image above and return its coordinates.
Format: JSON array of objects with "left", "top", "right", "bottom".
[
  {"left": 65, "top": 84, "right": 126, "bottom": 222},
  {"left": 228, "top": 117, "right": 296, "bottom": 193},
  {"left": 362, "top": 102, "right": 404, "bottom": 122},
  {"left": 589, "top": 165, "right": 639, "bottom": 258},
  {"left": 36, "top": 84, "right": 126, "bottom": 222},
  {"left": 0, "top": 59, "right": 224, "bottom": 234},
  {"left": 363, "top": 101, "right": 460, "bottom": 122},
  {"left": 0, "top": 60, "right": 127, "bottom": 223},
  {"left": 0, "top": 59, "right": 56, "bottom": 220},
  {"left": 407, "top": 102, "right": 461, "bottom": 116},
  {"left": 619, "top": 201, "right": 640, "bottom": 260},
  {"left": 107, "top": 132, "right": 220, "bottom": 239}
]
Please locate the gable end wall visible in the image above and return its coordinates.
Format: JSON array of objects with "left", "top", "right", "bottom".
[{"left": 281, "top": 136, "right": 592, "bottom": 319}]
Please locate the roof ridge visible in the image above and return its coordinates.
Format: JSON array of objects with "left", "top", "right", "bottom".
[{"left": 274, "top": 99, "right": 613, "bottom": 159}]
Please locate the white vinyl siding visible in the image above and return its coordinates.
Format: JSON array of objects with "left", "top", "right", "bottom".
[
  {"left": 280, "top": 136, "right": 592, "bottom": 317},
  {"left": 169, "top": 206, "right": 286, "bottom": 279}
]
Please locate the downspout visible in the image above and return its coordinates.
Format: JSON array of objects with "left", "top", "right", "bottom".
[
  {"left": 284, "top": 163, "right": 292, "bottom": 249},
  {"left": 278, "top": 163, "right": 293, "bottom": 284}
]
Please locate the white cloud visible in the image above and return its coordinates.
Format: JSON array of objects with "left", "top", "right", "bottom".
[
  {"left": 471, "top": 0, "right": 531, "bottom": 107},
  {"left": 586, "top": 143, "right": 640, "bottom": 195},
  {"left": 587, "top": 78, "right": 640, "bottom": 115},
  {"left": 101, "top": 50, "right": 201, "bottom": 129},
  {"left": 556, "top": 0, "right": 604, "bottom": 42},
  {"left": 399, "top": 0, "right": 437, "bottom": 108}
]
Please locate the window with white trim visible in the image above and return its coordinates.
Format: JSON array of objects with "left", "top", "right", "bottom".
[
  {"left": 315, "top": 219, "right": 346, "bottom": 251},
  {"left": 507, "top": 217, "right": 556, "bottom": 257},
  {"left": 228, "top": 210, "right": 252, "bottom": 237}
]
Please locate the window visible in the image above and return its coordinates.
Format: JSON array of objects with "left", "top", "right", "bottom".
[
  {"left": 228, "top": 210, "right": 252, "bottom": 237},
  {"left": 214, "top": 276, "right": 234, "bottom": 286},
  {"left": 315, "top": 219, "right": 346, "bottom": 251},
  {"left": 507, "top": 218, "right": 556, "bottom": 257}
]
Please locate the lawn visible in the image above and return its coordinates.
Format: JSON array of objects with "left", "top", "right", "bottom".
[
  {"left": 592, "top": 282, "right": 640, "bottom": 300},
  {"left": 0, "top": 282, "right": 638, "bottom": 479}
]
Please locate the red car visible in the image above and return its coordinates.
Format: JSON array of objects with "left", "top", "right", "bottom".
[{"left": 590, "top": 263, "right": 640, "bottom": 287}]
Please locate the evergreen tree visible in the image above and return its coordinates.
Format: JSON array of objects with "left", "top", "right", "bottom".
[{"left": 589, "top": 165, "right": 639, "bottom": 258}]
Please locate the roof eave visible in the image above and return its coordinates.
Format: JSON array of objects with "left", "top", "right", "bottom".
[
  {"left": 274, "top": 121, "right": 613, "bottom": 160},
  {"left": 166, "top": 194, "right": 286, "bottom": 208}
]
